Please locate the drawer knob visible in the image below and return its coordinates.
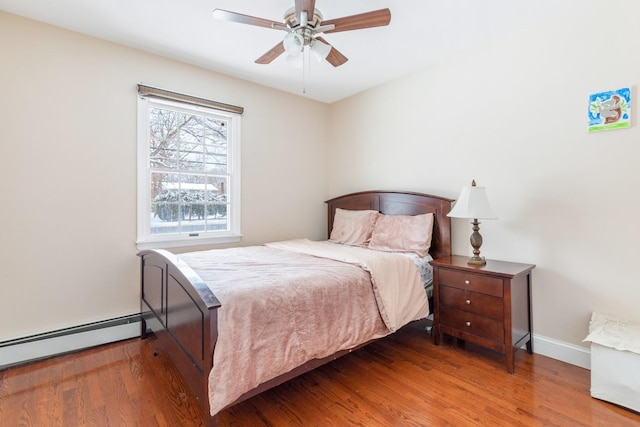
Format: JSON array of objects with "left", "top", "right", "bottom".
[
  {"left": 465, "top": 299, "right": 471, "bottom": 305},
  {"left": 466, "top": 321, "right": 471, "bottom": 327},
  {"left": 464, "top": 280, "right": 470, "bottom": 285}
]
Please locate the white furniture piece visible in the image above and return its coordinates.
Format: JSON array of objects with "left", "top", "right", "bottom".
[{"left": 584, "top": 312, "right": 640, "bottom": 413}]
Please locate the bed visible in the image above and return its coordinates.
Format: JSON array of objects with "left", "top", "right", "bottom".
[{"left": 139, "top": 190, "right": 453, "bottom": 426}]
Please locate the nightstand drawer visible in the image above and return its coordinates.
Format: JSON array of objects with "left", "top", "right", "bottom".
[
  {"left": 438, "top": 269, "right": 503, "bottom": 297},
  {"left": 439, "top": 286, "right": 504, "bottom": 319},
  {"left": 440, "top": 309, "right": 504, "bottom": 343}
]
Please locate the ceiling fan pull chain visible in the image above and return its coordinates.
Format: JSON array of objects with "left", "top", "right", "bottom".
[{"left": 302, "top": 48, "right": 307, "bottom": 94}]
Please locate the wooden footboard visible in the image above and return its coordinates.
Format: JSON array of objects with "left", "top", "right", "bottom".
[{"left": 139, "top": 249, "right": 220, "bottom": 421}]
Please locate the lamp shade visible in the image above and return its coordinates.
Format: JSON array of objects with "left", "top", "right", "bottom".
[{"left": 447, "top": 182, "right": 497, "bottom": 220}]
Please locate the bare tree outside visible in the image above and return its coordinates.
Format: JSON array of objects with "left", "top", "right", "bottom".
[{"left": 147, "top": 105, "right": 231, "bottom": 235}]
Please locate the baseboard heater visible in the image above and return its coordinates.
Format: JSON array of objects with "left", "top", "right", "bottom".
[{"left": 0, "top": 314, "right": 141, "bottom": 369}]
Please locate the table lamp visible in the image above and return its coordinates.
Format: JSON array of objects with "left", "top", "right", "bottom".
[{"left": 447, "top": 180, "right": 497, "bottom": 265}]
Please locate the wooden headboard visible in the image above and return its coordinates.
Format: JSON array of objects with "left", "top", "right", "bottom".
[{"left": 325, "top": 190, "right": 454, "bottom": 260}]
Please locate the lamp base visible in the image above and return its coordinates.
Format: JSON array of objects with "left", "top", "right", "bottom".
[
  {"left": 468, "top": 219, "right": 486, "bottom": 266},
  {"left": 467, "top": 256, "right": 486, "bottom": 266}
]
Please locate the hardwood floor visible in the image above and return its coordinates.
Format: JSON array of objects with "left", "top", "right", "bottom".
[{"left": 1, "top": 321, "right": 639, "bottom": 426}]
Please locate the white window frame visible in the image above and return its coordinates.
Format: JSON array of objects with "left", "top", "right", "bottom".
[{"left": 136, "top": 95, "right": 241, "bottom": 250}]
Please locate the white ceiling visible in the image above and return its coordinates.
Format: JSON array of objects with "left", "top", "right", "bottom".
[{"left": 0, "top": 0, "right": 582, "bottom": 103}]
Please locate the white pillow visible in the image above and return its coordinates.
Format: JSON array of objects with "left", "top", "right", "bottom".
[{"left": 329, "top": 208, "right": 379, "bottom": 246}]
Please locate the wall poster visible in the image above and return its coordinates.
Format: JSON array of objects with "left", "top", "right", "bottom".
[{"left": 588, "top": 87, "right": 631, "bottom": 132}]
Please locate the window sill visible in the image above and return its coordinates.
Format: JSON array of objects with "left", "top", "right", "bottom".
[{"left": 136, "top": 234, "right": 242, "bottom": 251}]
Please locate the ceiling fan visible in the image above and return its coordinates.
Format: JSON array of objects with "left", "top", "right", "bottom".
[{"left": 212, "top": 1, "right": 391, "bottom": 67}]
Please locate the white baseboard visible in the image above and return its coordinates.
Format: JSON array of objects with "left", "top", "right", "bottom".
[
  {"left": 532, "top": 333, "right": 591, "bottom": 370},
  {"left": 0, "top": 316, "right": 140, "bottom": 369}
]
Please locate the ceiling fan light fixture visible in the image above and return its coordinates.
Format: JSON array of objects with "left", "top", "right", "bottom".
[
  {"left": 283, "top": 32, "right": 304, "bottom": 54},
  {"left": 310, "top": 38, "right": 331, "bottom": 62}
]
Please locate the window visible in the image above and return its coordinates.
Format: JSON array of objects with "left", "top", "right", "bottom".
[{"left": 137, "top": 86, "right": 242, "bottom": 249}]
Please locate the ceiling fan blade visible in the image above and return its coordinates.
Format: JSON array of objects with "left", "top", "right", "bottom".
[
  {"left": 255, "top": 41, "right": 286, "bottom": 64},
  {"left": 213, "top": 9, "right": 282, "bottom": 30},
  {"left": 322, "top": 8, "right": 391, "bottom": 34},
  {"left": 295, "top": 0, "right": 316, "bottom": 23},
  {"left": 315, "top": 36, "right": 348, "bottom": 67}
]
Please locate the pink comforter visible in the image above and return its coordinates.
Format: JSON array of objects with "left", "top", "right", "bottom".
[{"left": 178, "top": 240, "right": 429, "bottom": 415}]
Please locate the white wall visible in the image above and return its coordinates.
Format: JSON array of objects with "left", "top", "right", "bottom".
[
  {"left": 3, "top": 1, "right": 639, "bottom": 366},
  {"left": 328, "top": 0, "right": 640, "bottom": 353},
  {"left": 0, "top": 12, "right": 329, "bottom": 341}
]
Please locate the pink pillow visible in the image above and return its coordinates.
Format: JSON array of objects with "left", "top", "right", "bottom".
[
  {"left": 368, "top": 213, "right": 434, "bottom": 257},
  {"left": 329, "top": 208, "right": 379, "bottom": 246}
]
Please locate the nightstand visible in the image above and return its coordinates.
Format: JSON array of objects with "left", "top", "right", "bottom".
[{"left": 430, "top": 256, "right": 535, "bottom": 373}]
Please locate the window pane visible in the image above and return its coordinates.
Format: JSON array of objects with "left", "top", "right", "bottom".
[
  {"left": 204, "top": 144, "right": 227, "bottom": 173},
  {"left": 206, "top": 176, "right": 228, "bottom": 231},
  {"left": 150, "top": 173, "right": 180, "bottom": 235},
  {"left": 180, "top": 175, "right": 208, "bottom": 234},
  {"left": 204, "top": 117, "right": 228, "bottom": 173},
  {"left": 178, "top": 115, "right": 203, "bottom": 143},
  {"left": 179, "top": 141, "right": 204, "bottom": 171},
  {"left": 149, "top": 108, "right": 187, "bottom": 170},
  {"left": 204, "top": 117, "right": 227, "bottom": 144}
]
